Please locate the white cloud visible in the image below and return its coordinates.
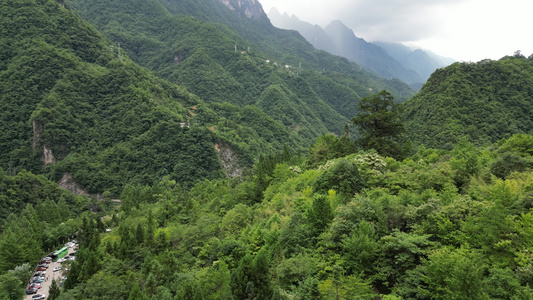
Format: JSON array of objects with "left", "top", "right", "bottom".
[{"left": 260, "top": 0, "right": 533, "bottom": 61}]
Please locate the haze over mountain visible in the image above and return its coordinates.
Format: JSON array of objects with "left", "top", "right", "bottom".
[
  {"left": 260, "top": 0, "right": 533, "bottom": 62},
  {"left": 268, "top": 8, "right": 453, "bottom": 88}
]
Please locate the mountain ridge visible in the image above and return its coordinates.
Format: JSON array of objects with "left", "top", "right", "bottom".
[{"left": 268, "top": 8, "right": 454, "bottom": 87}]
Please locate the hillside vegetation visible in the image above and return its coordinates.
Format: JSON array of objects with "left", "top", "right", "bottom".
[
  {"left": 2, "top": 0, "right": 533, "bottom": 299},
  {"left": 403, "top": 55, "right": 533, "bottom": 149},
  {"left": 65, "top": 0, "right": 415, "bottom": 125},
  {"left": 0, "top": 0, "right": 313, "bottom": 194},
  {"left": 44, "top": 134, "right": 533, "bottom": 299}
]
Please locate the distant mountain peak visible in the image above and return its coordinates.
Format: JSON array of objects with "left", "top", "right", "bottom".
[{"left": 220, "top": 0, "right": 265, "bottom": 19}]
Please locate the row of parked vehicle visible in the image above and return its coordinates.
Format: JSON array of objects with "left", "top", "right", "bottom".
[
  {"left": 25, "top": 257, "right": 51, "bottom": 295},
  {"left": 25, "top": 241, "right": 77, "bottom": 297}
]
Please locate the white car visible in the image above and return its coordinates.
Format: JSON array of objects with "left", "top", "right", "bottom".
[
  {"left": 53, "top": 267, "right": 61, "bottom": 272},
  {"left": 32, "top": 295, "right": 46, "bottom": 300}
]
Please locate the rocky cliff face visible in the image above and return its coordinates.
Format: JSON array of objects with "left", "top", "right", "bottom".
[{"left": 220, "top": 0, "right": 266, "bottom": 19}]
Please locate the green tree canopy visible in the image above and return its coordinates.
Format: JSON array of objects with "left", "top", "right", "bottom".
[{"left": 352, "top": 90, "right": 405, "bottom": 158}]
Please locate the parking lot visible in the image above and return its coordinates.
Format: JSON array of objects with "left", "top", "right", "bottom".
[{"left": 24, "top": 243, "right": 76, "bottom": 300}]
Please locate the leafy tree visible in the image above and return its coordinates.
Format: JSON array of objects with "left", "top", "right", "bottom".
[
  {"left": 197, "top": 261, "right": 232, "bottom": 300},
  {"left": 352, "top": 90, "right": 405, "bottom": 158},
  {"left": 422, "top": 246, "right": 486, "bottom": 299},
  {"left": 151, "top": 286, "right": 173, "bottom": 300},
  {"left": 128, "top": 284, "right": 149, "bottom": 300},
  {"left": 482, "top": 267, "right": 521, "bottom": 299},
  {"left": 449, "top": 139, "right": 481, "bottom": 189},
  {"left": 341, "top": 220, "right": 379, "bottom": 275},
  {"left": 174, "top": 277, "right": 204, "bottom": 300},
  {"left": 0, "top": 272, "right": 24, "bottom": 300},
  {"left": 279, "top": 212, "right": 310, "bottom": 258},
  {"left": 318, "top": 266, "right": 375, "bottom": 300},
  {"left": 313, "top": 159, "right": 365, "bottom": 196},
  {"left": 307, "top": 134, "right": 355, "bottom": 168}
]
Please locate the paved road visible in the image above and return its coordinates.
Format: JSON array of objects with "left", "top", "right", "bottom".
[{"left": 24, "top": 246, "right": 76, "bottom": 300}]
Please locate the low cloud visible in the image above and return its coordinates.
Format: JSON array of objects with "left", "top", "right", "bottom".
[{"left": 262, "top": 0, "right": 472, "bottom": 42}]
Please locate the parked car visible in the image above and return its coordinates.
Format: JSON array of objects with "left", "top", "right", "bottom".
[
  {"left": 31, "top": 277, "right": 43, "bottom": 283},
  {"left": 53, "top": 266, "right": 61, "bottom": 272},
  {"left": 32, "top": 294, "right": 46, "bottom": 300},
  {"left": 36, "top": 266, "right": 47, "bottom": 271},
  {"left": 25, "top": 287, "right": 38, "bottom": 295}
]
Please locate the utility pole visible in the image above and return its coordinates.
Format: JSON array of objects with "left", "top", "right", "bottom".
[{"left": 118, "top": 42, "right": 122, "bottom": 61}]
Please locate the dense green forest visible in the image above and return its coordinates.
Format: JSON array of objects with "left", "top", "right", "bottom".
[
  {"left": 65, "top": 0, "right": 414, "bottom": 123},
  {"left": 403, "top": 55, "right": 533, "bottom": 149},
  {"left": 6, "top": 133, "right": 527, "bottom": 299},
  {"left": 0, "top": 168, "right": 95, "bottom": 298},
  {"left": 0, "top": 0, "right": 319, "bottom": 195},
  {"left": 2, "top": 0, "right": 533, "bottom": 299}
]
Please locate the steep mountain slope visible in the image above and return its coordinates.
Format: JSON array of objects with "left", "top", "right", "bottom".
[
  {"left": 323, "top": 20, "right": 421, "bottom": 84},
  {"left": 403, "top": 56, "right": 533, "bottom": 149},
  {"left": 268, "top": 8, "right": 336, "bottom": 54},
  {"left": 0, "top": 0, "right": 307, "bottom": 194},
  {"left": 374, "top": 42, "right": 454, "bottom": 86},
  {"left": 268, "top": 10, "right": 454, "bottom": 88},
  {"left": 65, "top": 0, "right": 415, "bottom": 123}
]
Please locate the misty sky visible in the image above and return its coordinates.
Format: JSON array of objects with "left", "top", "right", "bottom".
[{"left": 259, "top": 0, "right": 533, "bottom": 62}]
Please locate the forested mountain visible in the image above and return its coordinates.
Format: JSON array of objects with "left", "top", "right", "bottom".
[
  {"left": 403, "top": 55, "right": 533, "bottom": 149},
  {"left": 64, "top": 0, "right": 414, "bottom": 123},
  {"left": 0, "top": 0, "right": 315, "bottom": 196},
  {"left": 268, "top": 9, "right": 453, "bottom": 88},
  {"left": 3, "top": 0, "right": 533, "bottom": 299}
]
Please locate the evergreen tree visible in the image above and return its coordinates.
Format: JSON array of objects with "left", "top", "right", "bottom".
[
  {"left": 352, "top": 90, "right": 405, "bottom": 158},
  {"left": 306, "top": 195, "right": 334, "bottom": 238},
  {"left": 231, "top": 254, "right": 254, "bottom": 300},
  {"left": 63, "top": 260, "right": 80, "bottom": 290},
  {"left": 136, "top": 223, "right": 145, "bottom": 245},
  {"left": 57, "top": 196, "right": 70, "bottom": 221},
  {"left": 174, "top": 277, "right": 204, "bottom": 300},
  {"left": 144, "top": 273, "right": 157, "bottom": 297},
  {"left": 81, "top": 251, "right": 100, "bottom": 281},
  {"left": 49, "top": 279, "right": 61, "bottom": 300},
  {"left": 251, "top": 247, "right": 272, "bottom": 299}
]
